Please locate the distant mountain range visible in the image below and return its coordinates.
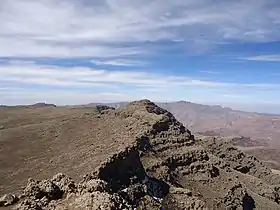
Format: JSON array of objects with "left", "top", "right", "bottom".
[{"left": 158, "top": 101, "right": 280, "bottom": 145}]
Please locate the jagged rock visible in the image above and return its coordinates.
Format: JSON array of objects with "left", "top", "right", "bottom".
[
  {"left": 259, "top": 185, "right": 280, "bottom": 204},
  {"left": 163, "top": 193, "right": 208, "bottom": 210},
  {"left": 93, "top": 148, "right": 147, "bottom": 192},
  {"left": 15, "top": 176, "right": 73, "bottom": 209},
  {"left": 136, "top": 195, "right": 162, "bottom": 209},
  {"left": 15, "top": 197, "right": 56, "bottom": 210},
  {"left": 51, "top": 173, "right": 76, "bottom": 194},
  {"left": 79, "top": 179, "right": 111, "bottom": 193},
  {"left": 16, "top": 198, "right": 41, "bottom": 210},
  {"left": 96, "top": 105, "right": 115, "bottom": 113},
  {"left": 143, "top": 176, "right": 170, "bottom": 199},
  {"left": 22, "top": 179, "right": 63, "bottom": 200},
  {"left": 0, "top": 193, "right": 19, "bottom": 206},
  {"left": 2, "top": 100, "right": 280, "bottom": 209},
  {"left": 30, "top": 103, "right": 56, "bottom": 108},
  {"left": 181, "top": 162, "right": 220, "bottom": 181},
  {"left": 169, "top": 187, "right": 192, "bottom": 196},
  {"left": 55, "top": 192, "right": 131, "bottom": 210},
  {"left": 203, "top": 138, "right": 280, "bottom": 184},
  {"left": 217, "top": 183, "right": 252, "bottom": 209},
  {"left": 164, "top": 149, "right": 209, "bottom": 170},
  {"left": 119, "top": 183, "right": 147, "bottom": 205}
]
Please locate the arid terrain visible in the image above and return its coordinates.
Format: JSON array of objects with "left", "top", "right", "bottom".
[
  {"left": 1, "top": 100, "right": 280, "bottom": 209},
  {"left": 158, "top": 101, "right": 280, "bottom": 145},
  {"left": 82, "top": 101, "right": 280, "bottom": 146},
  {"left": 158, "top": 101, "right": 280, "bottom": 170},
  {"left": 83, "top": 101, "right": 280, "bottom": 170}
]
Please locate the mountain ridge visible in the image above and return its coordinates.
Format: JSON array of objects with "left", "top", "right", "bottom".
[{"left": 1, "top": 100, "right": 280, "bottom": 209}]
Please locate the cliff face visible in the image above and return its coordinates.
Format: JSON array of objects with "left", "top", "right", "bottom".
[{"left": 1, "top": 100, "right": 280, "bottom": 209}]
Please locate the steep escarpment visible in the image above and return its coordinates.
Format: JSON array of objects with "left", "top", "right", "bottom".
[{"left": 1, "top": 100, "right": 280, "bottom": 209}]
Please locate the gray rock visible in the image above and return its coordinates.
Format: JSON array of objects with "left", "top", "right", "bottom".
[
  {"left": 16, "top": 198, "right": 43, "bottom": 210},
  {"left": 0, "top": 193, "right": 19, "bottom": 206},
  {"left": 51, "top": 173, "right": 76, "bottom": 193},
  {"left": 78, "top": 179, "right": 110, "bottom": 193},
  {"left": 23, "top": 178, "right": 63, "bottom": 200},
  {"left": 217, "top": 183, "right": 249, "bottom": 209}
]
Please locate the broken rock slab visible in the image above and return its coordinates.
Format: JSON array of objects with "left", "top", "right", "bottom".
[{"left": 0, "top": 193, "right": 19, "bottom": 207}]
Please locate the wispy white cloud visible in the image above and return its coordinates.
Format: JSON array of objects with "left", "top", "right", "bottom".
[
  {"left": 0, "top": 59, "right": 37, "bottom": 65},
  {"left": 1, "top": 0, "right": 280, "bottom": 110},
  {"left": 1, "top": 0, "right": 280, "bottom": 58},
  {"left": 1, "top": 62, "right": 280, "bottom": 89},
  {"left": 242, "top": 54, "right": 280, "bottom": 61},
  {"left": 0, "top": 62, "right": 280, "bottom": 106},
  {"left": 0, "top": 63, "right": 225, "bottom": 88},
  {"left": 199, "top": 70, "right": 221, "bottom": 74},
  {"left": 90, "top": 59, "right": 147, "bottom": 67}
]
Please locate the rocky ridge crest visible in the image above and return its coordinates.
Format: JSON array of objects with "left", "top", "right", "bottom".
[{"left": 1, "top": 100, "right": 280, "bottom": 209}]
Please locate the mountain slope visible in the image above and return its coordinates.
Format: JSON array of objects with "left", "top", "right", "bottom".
[
  {"left": 158, "top": 101, "right": 280, "bottom": 170},
  {"left": 1, "top": 100, "right": 280, "bottom": 209},
  {"left": 75, "top": 101, "right": 280, "bottom": 169},
  {"left": 80, "top": 100, "right": 280, "bottom": 146},
  {"left": 158, "top": 101, "right": 280, "bottom": 146}
]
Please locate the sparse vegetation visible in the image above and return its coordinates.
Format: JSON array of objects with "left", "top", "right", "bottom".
[{"left": 1, "top": 100, "right": 280, "bottom": 209}]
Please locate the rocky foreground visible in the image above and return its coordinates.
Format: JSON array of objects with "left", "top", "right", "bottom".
[{"left": 1, "top": 100, "right": 280, "bottom": 209}]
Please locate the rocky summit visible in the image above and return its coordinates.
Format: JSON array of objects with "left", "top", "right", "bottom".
[{"left": 1, "top": 100, "right": 280, "bottom": 209}]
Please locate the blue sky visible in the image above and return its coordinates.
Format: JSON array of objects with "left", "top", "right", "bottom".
[{"left": 0, "top": 0, "right": 280, "bottom": 113}]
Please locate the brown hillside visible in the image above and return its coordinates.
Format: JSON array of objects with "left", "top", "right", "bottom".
[{"left": 1, "top": 100, "right": 280, "bottom": 209}]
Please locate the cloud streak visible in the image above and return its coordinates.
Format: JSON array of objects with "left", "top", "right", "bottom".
[
  {"left": 1, "top": 62, "right": 279, "bottom": 113},
  {"left": 1, "top": 0, "right": 280, "bottom": 58},
  {"left": 243, "top": 54, "right": 280, "bottom": 61},
  {"left": 1, "top": 62, "right": 279, "bottom": 91},
  {"left": 0, "top": 63, "right": 224, "bottom": 88},
  {"left": 90, "top": 59, "right": 147, "bottom": 67}
]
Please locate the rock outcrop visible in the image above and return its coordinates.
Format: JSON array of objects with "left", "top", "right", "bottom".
[
  {"left": 2, "top": 100, "right": 280, "bottom": 209},
  {"left": 0, "top": 194, "right": 19, "bottom": 207},
  {"left": 29, "top": 103, "right": 57, "bottom": 108}
]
